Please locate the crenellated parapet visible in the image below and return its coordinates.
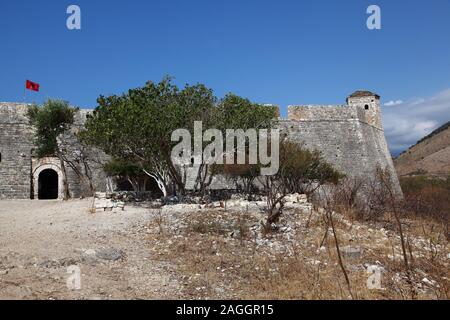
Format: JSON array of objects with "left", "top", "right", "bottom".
[
  {"left": 286, "top": 91, "right": 383, "bottom": 130},
  {"left": 281, "top": 90, "right": 401, "bottom": 195},
  {"left": 0, "top": 102, "right": 30, "bottom": 124}
]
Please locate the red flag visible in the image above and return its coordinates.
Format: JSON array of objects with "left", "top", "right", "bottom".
[{"left": 26, "top": 80, "right": 40, "bottom": 92}]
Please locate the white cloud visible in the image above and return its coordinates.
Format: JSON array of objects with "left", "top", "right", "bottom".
[
  {"left": 384, "top": 100, "right": 403, "bottom": 106},
  {"left": 382, "top": 88, "right": 450, "bottom": 155},
  {"left": 410, "top": 98, "right": 426, "bottom": 106}
]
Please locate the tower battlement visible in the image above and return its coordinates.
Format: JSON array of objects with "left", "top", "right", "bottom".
[
  {"left": 286, "top": 91, "right": 383, "bottom": 130},
  {"left": 0, "top": 103, "right": 30, "bottom": 124}
]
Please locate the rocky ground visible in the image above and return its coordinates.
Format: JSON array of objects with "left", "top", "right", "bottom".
[
  {"left": 0, "top": 199, "right": 181, "bottom": 299},
  {"left": 0, "top": 196, "right": 448, "bottom": 300},
  {"left": 150, "top": 194, "right": 449, "bottom": 299}
]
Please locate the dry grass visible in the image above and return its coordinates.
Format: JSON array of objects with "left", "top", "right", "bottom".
[{"left": 146, "top": 205, "right": 449, "bottom": 300}]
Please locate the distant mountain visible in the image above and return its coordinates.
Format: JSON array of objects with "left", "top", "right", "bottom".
[{"left": 394, "top": 121, "right": 450, "bottom": 177}]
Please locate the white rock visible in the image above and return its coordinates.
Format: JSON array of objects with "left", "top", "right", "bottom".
[
  {"left": 284, "top": 193, "right": 307, "bottom": 203},
  {"left": 316, "top": 246, "right": 327, "bottom": 253},
  {"left": 341, "top": 246, "right": 363, "bottom": 259},
  {"left": 422, "top": 278, "right": 436, "bottom": 286},
  {"left": 84, "top": 249, "right": 96, "bottom": 256},
  {"left": 214, "top": 287, "right": 225, "bottom": 294}
]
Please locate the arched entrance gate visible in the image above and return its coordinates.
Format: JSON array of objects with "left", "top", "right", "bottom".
[{"left": 32, "top": 158, "right": 64, "bottom": 200}]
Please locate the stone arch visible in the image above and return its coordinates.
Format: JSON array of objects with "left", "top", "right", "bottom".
[{"left": 32, "top": 159, "right": 64, "bottom": 200}]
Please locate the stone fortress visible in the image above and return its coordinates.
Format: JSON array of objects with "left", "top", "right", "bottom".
[
  {"left": 282, "top": 90, "right": 400, "bottom": 192},
  {"left": 0, "top": 90, "right": 401, "bottom": 200},
  {"left": 0, "top": 104, "right": 105, "bottom": 200}
]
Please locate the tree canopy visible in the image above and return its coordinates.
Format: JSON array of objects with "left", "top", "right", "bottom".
[
  {"left": 80, "top": 77, "right": 278, "bottom": 195},
  {"left": 27, "top": 99, "right": 76, "bottom": 158}
]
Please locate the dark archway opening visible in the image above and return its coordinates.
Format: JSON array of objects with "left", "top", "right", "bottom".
[{"left": 38, "top": 169, "right": 59, "bottom": 200}]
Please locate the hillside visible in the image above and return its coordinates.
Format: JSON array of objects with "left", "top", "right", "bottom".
[{"left": 395, "top": 121, "right": 450, "bottom": 177}]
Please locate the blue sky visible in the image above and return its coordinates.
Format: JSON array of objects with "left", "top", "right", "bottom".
[{"left": 1, "top": 0, "right": 449, "bottom": 154}]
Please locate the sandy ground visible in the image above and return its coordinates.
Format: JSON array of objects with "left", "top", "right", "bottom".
[{"left": 0, "top": 199, "right": 181, "bottom": 300}]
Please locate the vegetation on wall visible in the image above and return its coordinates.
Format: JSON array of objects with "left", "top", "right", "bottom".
[
  {"left": 27, "top": 100, "right": 76, "bottom": 159},
  {"left": 27, "top": 99, "right": 76, "bottom": 199}
]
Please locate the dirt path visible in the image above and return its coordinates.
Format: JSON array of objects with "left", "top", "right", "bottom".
[{"left": 0, "top": 199, "right": 181, "bottom": 300}]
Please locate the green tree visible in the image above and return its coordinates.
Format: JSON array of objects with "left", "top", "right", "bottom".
[
  {"left": 104, "top": 159, "right": 155, "bottom": 192},
  {"left": 279, "top": 142, "right": 343, "bottom": 195},
  {"left": 260, "top": 140, "right": 343, "bottom": 226},
  {"left": 80, "top": 77, "right": 217, "bottom": 196},
  {"left": 81, "top": 77, "right": 278, "bottom": 197},
  {"left": 27, "top": 99, "right": 76, "bottom": 199},
  {"left": 216, "top": 94, "right": 278, "bottom": 132}
]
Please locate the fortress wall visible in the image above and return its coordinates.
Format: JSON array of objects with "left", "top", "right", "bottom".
[
  {"left": 59, "top": 125, "right": 110, "bottom": 198},
  {"left": 74, "top": 109, "right": 94, "bottom": 125},
  {"left": 282, "top": 118, "right": 402, "bottom": 193},
  {"left": 282, "top": 119, "right": 371, "bottom": 177},
  {"left": 0, "top": 94, "right": 402, "bottom": 199},
  {"left": 360, "top": 124, "right": 402, "bottom": 193},
  {"left": 0, "top": 103, "right": 29, "bottom": 124},
  {"left": 288, "top": 105, "right": 357, "bottom": 122},
  {"left": 78, "top": 110, "right": 110, "bottom": 196},
  {"left": 0, "top": 103, "right": 108, "bottom": 199},
  {"left": 0, "top": 103, "right": 34, "bottom": 199}
]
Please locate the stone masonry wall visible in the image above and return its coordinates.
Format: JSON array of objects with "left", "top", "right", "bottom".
[
  {"left": 58, "top": 109, "right": 110, "bottom": 198},
  {"left": 0, "top": 103, "right": 34, "bottom": 199},
  {"left": 282, "top": 102, "right": 401, "bottom": 194},
  {"left": 0, "top": 103, "right": 108, "bottom": 199},
  {"left": 0, "top": 91, "right": 402, "bottom": 199}
]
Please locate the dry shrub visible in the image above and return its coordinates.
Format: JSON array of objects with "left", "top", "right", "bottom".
[
  {"left": 189, "top": 218, "right": 230, "bottom": 236},
  {"left": 153, "top": 209, "right": 165, "bottom": 235},
  {"left": 401, "top": 177, "right": 450, "bottom": 241},
  {"left": 260, "top": 140, "right": 343, "bottom": 227},
  {"left": 329, "top": 171, "right": 449, "bottom": 235},
  {"left": 186, "top": 210, "right": 253, "bottom": 240},
  {"left": 322, "top": 169, "right": 449, "bottom": 299},
  {"left": 322, "top": 177, "right": 366, "bottom": 221},
  {"left": 145, "top": 168, "right": 449, "bottom": 300},
  {"left": 147, "top": 205, "right": 449, "bottom": 300}
]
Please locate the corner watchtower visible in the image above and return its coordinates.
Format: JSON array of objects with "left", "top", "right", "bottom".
[{"left": 346, "top": 90, "right": 383, "bottom": 130}]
